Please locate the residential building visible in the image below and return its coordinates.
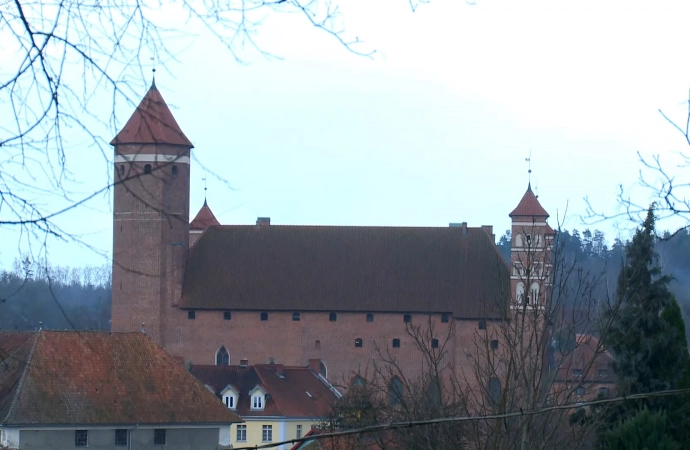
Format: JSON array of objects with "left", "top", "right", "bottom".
[
  {"left": 0, "top": 330, "right": 241, "bottom": 449},
  {"left": 190, "top": 361, "right": 340, "bottom": 450}
]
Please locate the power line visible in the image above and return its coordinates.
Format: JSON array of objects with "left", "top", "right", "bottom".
[{"left": 231, "top": 387, "right": 690, "bottom": 450}]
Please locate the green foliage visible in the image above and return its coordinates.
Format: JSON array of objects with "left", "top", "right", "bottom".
[
  {"left": 602, "top": 408, "right": 680, "bottom": 450},
  {"left": 600, "top": 207, "right": 690, "bottom": 447}
]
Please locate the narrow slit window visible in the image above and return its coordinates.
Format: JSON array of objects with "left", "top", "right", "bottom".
[{"left": 172, "top": 165, "right": 178, "bottom": 176}]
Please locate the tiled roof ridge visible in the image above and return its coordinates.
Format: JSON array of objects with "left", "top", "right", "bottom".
[
  {"left": 2, "top": 332, "right": 39, "bottom": 424},
  {"left": 214, "top": 224, "right": 487, "bottom": 230}
]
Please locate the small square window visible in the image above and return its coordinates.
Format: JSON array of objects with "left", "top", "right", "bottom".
[
  {"left": 478, "top": 320, "right": 486, "bottom": 330},
  {"left": 573, "top": 369, "right": 582, "bottom": 378},
  {"left": 293, "top": 312, "right": 300, "bottom": 321},
  {"left": 392, "top": 338, "right": 400, "bottom": 348},
  {"left": 115, "top": 429, "right": 128, "bottom": 447},
  {"left": 403, "top": 314, "right": 411, "bottom": 323},
  {"left": 188, "top": 310, "right": 195, "bottom": 320},
  {"left": 366, "top": 313, "right": 374, "bottom": 322},
  {"left": 575, "top": 386, "right": 585, "bottom": 396},
  {"left": 236, "top": 424, "right": 247, "bottom": 442},
  {"left": 355, "top": 338, "right": 363, "bottom": 348},
  {"left": 441, "top": 313, "right": 449, "bottom": 323},
  {"left": 154, "top": 429, "right": 166, "bottom": 446},
  {"left": 599, "top": 387, "right": 609, "bottom": 397},
  {"left": 75, "top": 430, "right": 88, "bottom": 447},
  {"left": 432, "top": 338, "right": 439, "bottom": 349},
  {"left": 491, "top": 340, "right": 499, "bottom": 350},
  {"left": 261, "top": 312, "right": 268, "bottom": 321},
  {"left": 223, "top": 311, "right": 232, "bottom": 320},
  {"left": 329, "top": 312, "right": 337, "bottom": 322}
]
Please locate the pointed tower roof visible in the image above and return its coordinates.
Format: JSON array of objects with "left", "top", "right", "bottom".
[
  {"left": 509, "top": 183, "right": 549, "bottom": 218},
  {"left": 190, "top": 200, "right": 220, "bottom": 230},
  {"left": 110, "top": 81, "right": 194, "bottom": 147}
]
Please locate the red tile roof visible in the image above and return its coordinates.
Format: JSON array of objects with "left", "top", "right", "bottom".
[
  {"left": 180, "top": 225, "right": 510, "bottom": 319},
  {"left": 0, "top": 331, "right": 241, "bottom": 426},
  {"left": 190, "top": 200, "right": 221, "bottom": 230},
  {"left": 509, "top": 184, "right": 549, "bottom": 218},
  {"left": 110, "top": 81, "right": 193, "bottom": 147},
  {"left": 189, "top": 364, "right": 339, "bottom": 419}
]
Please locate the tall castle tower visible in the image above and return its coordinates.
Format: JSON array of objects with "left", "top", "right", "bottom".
[
  {"left": 110, "top": 80, "right": 193, "bottom": 345},
  {"left": 508, "top": 183, "right": 555, "bottom": 308}
]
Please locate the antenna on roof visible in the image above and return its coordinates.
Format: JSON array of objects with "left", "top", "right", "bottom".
[
  {"left": 202, "top": 175, "right": 208, "bottom": 205},
  {"left": 150, "top": 56, "right": 157, "bottom": 88}
]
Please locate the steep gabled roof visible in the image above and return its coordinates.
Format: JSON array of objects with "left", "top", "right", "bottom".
[
  {"left": 180, "top": 225, "right": 510, "bottom": 319},
  {"left": 110, "top": 80, "right": 193, "bottom": 147},
  {"left": 0, "top": 331, "right": 241, "bottom": 426},
  {"left": 189, "top": 364, "right": 339, "bottom": 419},
  {"left": 190, "top": 200, "right": 221, "bottom": 230},
  {"left": 509, "top": 183, "right": 549, "bottom": 218}
]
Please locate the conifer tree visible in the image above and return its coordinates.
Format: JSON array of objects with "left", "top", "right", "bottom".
[{"left": 601, "top": 206, "right": 690, "bottom": 446}]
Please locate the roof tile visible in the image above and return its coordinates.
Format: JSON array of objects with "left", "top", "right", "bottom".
[{"left": 509, "top": 184, "right": 549, "bottom": 218}]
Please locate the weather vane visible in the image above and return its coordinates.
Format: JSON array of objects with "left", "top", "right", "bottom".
[
  {"left": 525, "top": 149, "right": 532, "bottom": 186},
  {"left": 202, "top": 176, "right": 207, "bottom": 202}
]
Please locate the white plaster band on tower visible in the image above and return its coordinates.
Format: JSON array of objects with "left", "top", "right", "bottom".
[{"left": 114, "top": 154, "right": 190, "bottom": 164}]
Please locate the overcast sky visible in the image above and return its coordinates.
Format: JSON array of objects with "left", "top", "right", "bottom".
[{"left": 2, "top": 0, "right": 690, "bottom": 268}]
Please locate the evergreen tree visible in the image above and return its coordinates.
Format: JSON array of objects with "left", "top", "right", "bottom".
[
  {"left": 601, "top": 206, "right": 690, "bottom": 446},
  {"left": 603, "top": 408, "right": 680, "bottom": 450}
]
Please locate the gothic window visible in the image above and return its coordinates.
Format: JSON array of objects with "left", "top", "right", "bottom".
[
  {"left": 392, "top": 338, "right": 400, "bottom": 348},
  {"left": 144, "top": 164, "right": 152, "bottom": 175},
  {"left": 319, "top": 360, "right": 327, "bottom": 378},
  {"left": 216, "top": 346, "right": 229, "bottom": 365},
  {"left": 515, "top": 234, "right": 524, "bottom": 247},
  {"left": 366, "top": 313, "right": 374, "bottom": 322},
  {"left": 530, "top": 282, "right": 540, "bottom": 304},
  {"left": 389, "top": 377, "right": 403, "bottom": 406},
  {"left": 516, "top": 282, "right": 525, "bottom": 304},
  {"left": 355, "top": 338, "right": 363, "bottom": 348},
  {"left": 172, "top": 165, "right": 178, "bottom": 176}
]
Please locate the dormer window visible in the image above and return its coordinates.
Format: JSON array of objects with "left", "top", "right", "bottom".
[
  {"left": 249, "top": 386, "right": 267, "bottom": 411},
  {"left": 221, "top": 385, "right": 239, "bottom": 411}
]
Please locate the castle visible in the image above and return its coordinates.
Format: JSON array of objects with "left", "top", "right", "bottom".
[{"left": 110, "top": 81, "right": 554, "bottom": 385}]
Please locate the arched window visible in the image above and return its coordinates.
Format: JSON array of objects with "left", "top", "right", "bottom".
[
  {"left": 172, "top": 165, "right": 178, "bottom": 176},
  {"left": 351, "top": 376, "right": 365, "bottom": 388},
  {"left": 216, "top": 346, "right": 229, "bottom": 365},
  {"left": 144, "top": 164, "right": 152, "bottom": 174},
  {"left": 516, "top": 282, "right": 525, "bottom": 304},
  {"left": 389, "top": 377, "right": 403, "bottom": 406},
  {"left": 319, "top": 360, "right": 327, "bottom": 378},
  {"left": 530, "top": 282, "right": 540, "bottom": 305},
  {"left": 119, "top": 165, "right": 125, "bottom": 176},
  {"left": 515, "top": 234, "right": 524, "bottom": 247}
]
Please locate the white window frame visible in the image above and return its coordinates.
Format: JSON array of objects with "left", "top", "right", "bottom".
[
  {"left": 236, "top": 424, "right": 247, "bottom": 442},
  {"left": 253, "top": 395, "right": 264, "bottom": 410},
  {"left": 262, "top": 425, "right": 273, "bottom": 442}
]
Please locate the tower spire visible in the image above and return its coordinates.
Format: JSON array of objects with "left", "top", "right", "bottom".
[
  {"left": 525, "top": 149, "right": 532, "bottom": 190},
  {"left": 202, "top": 176, "right": 207, "bottom": 205}
]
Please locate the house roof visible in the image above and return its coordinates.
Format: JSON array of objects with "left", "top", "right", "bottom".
[
  {"left": 189, "top": 364, "right": 339, "bottom": 419},
  {"left": 0, "top": 331, "right": 241, "bottom": 426},
  {"left": 190, "top": 200, "right": 220, "bottom": 230},
  {"left": 553, "top": 333, "right": 615, "bottom": 383},
  {"left": 509, "top": 184, "right": 549, "bottom": 218},
  {"left": 180, "top": 225, "right": 511, "bottom": 319},
  {"left": 110, "top": 80, "right": 193, "bottom": 147}
]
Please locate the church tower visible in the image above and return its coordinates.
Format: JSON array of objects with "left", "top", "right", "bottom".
[
  {"left": 508, "top": 183, "right": 555, "bottom": 309},
  {"left": 110, "top": 80, "right": 193, "bottom": 346}
]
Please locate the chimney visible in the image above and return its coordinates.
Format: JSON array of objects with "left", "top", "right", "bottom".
[
  {"left": 481, "top": 225, "right": 495, "bottom": 241},
  {"left": 256, "top": 217, "right": 270, "bottom": 226},
  {"left": 307, "top": 358, "right": 320, "bottom": 374},
  {"left": 240, "top": 358, "right": 248, "bottom": 368},
  {"left": 461, "top": 222, "right": 468, "bottom": 236}
]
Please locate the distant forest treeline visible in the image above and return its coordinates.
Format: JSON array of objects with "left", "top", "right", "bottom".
[
  {"left": 1, "top": 227, "right": 688, "bottom": 336},
  {"left": 0, "top": 258, "right": 111, "bottom": 331}
]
